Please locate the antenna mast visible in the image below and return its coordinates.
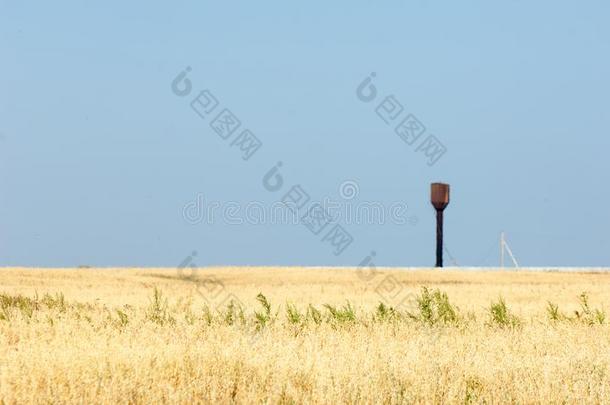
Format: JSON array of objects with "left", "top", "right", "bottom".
[{"left": 500, "top": 231, "right": 519, "bottom": 269}]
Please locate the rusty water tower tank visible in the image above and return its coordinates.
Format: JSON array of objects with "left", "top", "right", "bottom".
[{"left": 430, "top": 183, "right": 450, "bottom": 267}]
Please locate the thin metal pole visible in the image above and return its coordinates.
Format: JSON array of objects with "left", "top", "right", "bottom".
[
  {"left": 500, "top": 232, "right": 505, "bottom": 269},
  {"left": 504, "top": 237, "right": 520, "bottom": 269},
  {"left": 436, "top": 209, "right": 443, "bottom": 267}
]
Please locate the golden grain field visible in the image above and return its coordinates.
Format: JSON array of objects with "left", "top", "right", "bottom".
[{"left": 1, "top": 267, "right": 609, "bottom": 404}]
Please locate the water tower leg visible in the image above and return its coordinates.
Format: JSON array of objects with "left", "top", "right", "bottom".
[{"left": 436, "top": 209, "right": 443, "bottom": 267}]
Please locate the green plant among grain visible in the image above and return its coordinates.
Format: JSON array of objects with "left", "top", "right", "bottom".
[
  {"left": 323, "top": 301, "right": 356, "bottom": 323},
  {"left": 575, "top": 292, "right": 605, "bottom": 325},
  {"left": 547, "top": 293, "right": 606, "bottom": 325},
  {"left": 487, "top": 297, "right": 521, "bottom": 328},
  {"left": 306, "top": 304, "right": 323, "bottom": 325},
  {"left": 546, "top": 301, "right": 563, "bottom": 321},
  {"left": 42, "top": 292, "right": 67, "bottom": 312},
  {"left": 254, "top": 293, "right": 273, "bottom": 330},
  {"left": 0, "top": 292, "right": 39, "bottom": 320},
  {"left": 115, "top": 308, "right": 129, "bottom": 328},
  {"left": 408, "top": 287, "right": 460, "bottom": 326},
  {"left": 202, "top": 304, "right": 213, "bottom": 326},
  {"left": 286, "top": 302, "right": 303, "bottom": 325},
  {"left": 223, "top": 299, "right": 246, "bottom": 326},
  {"left": 3, "top": 287, "right": 604, "bottom": 334},
  {"left": 374, "top": 302, "right": 400, "bottom": 322},
  {"left": 146, "top": 287, "right": 175, "bottom": 326}
]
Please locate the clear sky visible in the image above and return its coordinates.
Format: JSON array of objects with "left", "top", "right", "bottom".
[{"left": 1, "top": 1, "right": 609, "bottom": 267}]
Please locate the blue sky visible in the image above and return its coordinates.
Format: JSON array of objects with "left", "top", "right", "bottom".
[{"left": 1, "top": 1, "right": 609, "bottom": 267}]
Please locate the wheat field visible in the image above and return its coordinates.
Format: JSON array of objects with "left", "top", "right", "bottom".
[{"left": 0, "top": 267, "right": 609, "bottom": 404}]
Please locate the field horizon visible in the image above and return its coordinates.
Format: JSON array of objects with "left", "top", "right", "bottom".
[{"left": 1, "top": 267, "right": 609, "bottom": 403}]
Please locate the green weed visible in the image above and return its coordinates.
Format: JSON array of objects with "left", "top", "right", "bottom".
[
  {"left": 0, "top": 292, "right": 40, "bottom": 321},
  {"left": 408, "top": 287, "right": 459, "bottom": 325},
  {"left": 546, "top": 301, "right": 562, "bottom": 321},
  {"left": 42, "top": 293, "right": 66, "bottom": 312},
  {"left": 146, "top": 287, "right": 174, "bottom": 325},
  {"left": 323, "top": 301, "right": 356, "bottom": 323},
  {"left": 306, "top": 304, "right": 322, "bottom": 325},
  {"left": 115, "top": 308, "right": 129, "bottom": 328},
  {"left": 575, "top": 292, "right": 605, "bottom": 325},
  {"left": 286, "top": 303, "right": 303, "bottom": 325},
  {"left": 255, "top": 293, "right": 272, "bottom": 330},
  {"left": 487, "top": 297, "right": 521, "bottom": 328}
]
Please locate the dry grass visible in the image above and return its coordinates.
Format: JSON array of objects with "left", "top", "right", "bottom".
[{"left": 1, "top": 267, "right": 609, "bottom": 404}]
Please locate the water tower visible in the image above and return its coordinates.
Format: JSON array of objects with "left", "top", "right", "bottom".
[{"left": 430, "top": 183, "right": 450, "bottom": 267}]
